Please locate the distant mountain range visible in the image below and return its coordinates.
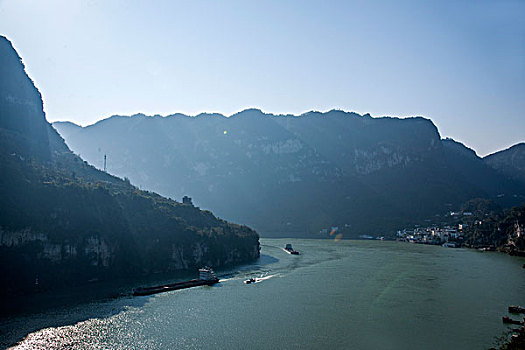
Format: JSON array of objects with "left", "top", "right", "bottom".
[
  {"left": 0, "top": 36, "right": 259, "bottom": 299},
  {"left": 53, "top": 109, "right": 525, "bottom": 237}
]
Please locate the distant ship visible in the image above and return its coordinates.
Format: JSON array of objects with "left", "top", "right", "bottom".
[
  {"left": 133, "top": 267, "right": 219, "bottom": 296},
  {"left": 283, "top": 244, "right": 299, "bottom": 255},
  {"left": 244, "top": 278, "right": 256, "bottom": 284}
]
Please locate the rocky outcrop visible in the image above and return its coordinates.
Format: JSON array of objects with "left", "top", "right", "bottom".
[
  {"left": 0, "top": 36, "right": 50, "bottom": 160},
  {"left": 0, "top": 227, "right": 47, "bottom": 246},
  {"left": 0, "top": 35, "right": 260, "bottom": 297}
]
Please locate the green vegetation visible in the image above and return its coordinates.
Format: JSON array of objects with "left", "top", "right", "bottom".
[
  {"left": 0, "top": 132, "right": 259, "bottom": 296},
  {"left": 0, "top": 35, "right": 259, "bottom": 300},
  {"left": 421, "top": 198, "right": 525, "bottom": 251},
  {"left": 461, "top": 203, "right": 525, "bottom": 251}
]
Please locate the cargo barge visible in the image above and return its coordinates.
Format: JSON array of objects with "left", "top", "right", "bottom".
[{"left": 133, "top": 267, "right": 219, "bottom": 296}]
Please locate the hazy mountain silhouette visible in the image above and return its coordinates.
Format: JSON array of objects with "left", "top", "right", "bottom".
[
  {"left": 0, "top": 36, "right": 259, "bottom": 300},
  {"left": 54, "top": 109, "right": 525, "bottom": 237},
  {"left": 484, "top": 143, "right": 525, "bottom": 184}
]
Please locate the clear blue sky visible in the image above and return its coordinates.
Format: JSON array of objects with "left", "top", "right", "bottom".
[{"left": 1, "top": 0, "right": 523, "bottom": 156}]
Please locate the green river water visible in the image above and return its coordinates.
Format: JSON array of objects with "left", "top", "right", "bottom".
[{"left": 1, "top": 238, "right": 525, "bottom": 349}]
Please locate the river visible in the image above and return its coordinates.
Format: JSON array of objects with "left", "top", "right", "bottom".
[{"left": 1, "top": 239, "right": 524, "bottom": 349}]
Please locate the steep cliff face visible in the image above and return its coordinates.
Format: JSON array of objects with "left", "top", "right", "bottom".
[
  {"left": 0, "top": 37, "right": 50, "bottom": 160},
  {"left": 54, "top": 107, "right": 525, "bottom": 237},
  {"left": 0, "top": 36, "right": 260, "bottom": 297}
]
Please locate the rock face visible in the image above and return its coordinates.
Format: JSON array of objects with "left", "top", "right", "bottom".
[
  {"left": 0, "top": 36, "right": 260, "bottom": 297},
  {"left": 54, "top": 110, "right": 525, "bottom": 237},
  {"left": 0, "top": 37, "right": 50, "bottom": 160},
  {"left": 484, "top": 143, "right": 525, "bottom": 184}
]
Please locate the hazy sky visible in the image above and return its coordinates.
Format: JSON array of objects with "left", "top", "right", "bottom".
[{"left": 1, "top": 0, "right": 523, "bottom": 156}]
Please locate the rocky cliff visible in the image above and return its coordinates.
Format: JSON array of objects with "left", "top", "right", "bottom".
[{"left": 0, "top": 35, "right": 259, "bottom": 298}]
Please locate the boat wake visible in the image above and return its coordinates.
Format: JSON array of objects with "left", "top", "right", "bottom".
[
  {"left": 217, "top": 276, "right": 237, "bottom": 282},
  {"left": 253, "top": 274, "right": 278, "bottom": 283},
  {"left": 219, "top": 273, "right": 275, "bottom": 283}
]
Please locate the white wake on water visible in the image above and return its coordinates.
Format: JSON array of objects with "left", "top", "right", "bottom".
[
  {"left": 219, "top": 273, "right": 280, "bottom": 283},
  {"left": 253, "top": 273, "right": 280, "bottom": 283}
]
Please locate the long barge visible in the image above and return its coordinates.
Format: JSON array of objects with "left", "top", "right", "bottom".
[{"left": 133, "top": 267, "right": 219, "bottom": 296}]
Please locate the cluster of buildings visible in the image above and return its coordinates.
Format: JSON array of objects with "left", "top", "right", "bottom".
[
  {"left": 396, "top": 211, "right": 481, "bottom": 247},
  {"left": 397, "top": 225, "right": 464, "bottom": 246}
]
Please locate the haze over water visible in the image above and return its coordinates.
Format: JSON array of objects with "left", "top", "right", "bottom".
[{"left": 2, "top": 239, "right": 525, "bottom": 349}]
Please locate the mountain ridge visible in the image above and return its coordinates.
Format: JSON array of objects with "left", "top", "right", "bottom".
[
  {"left": 56, "top": 108, "right": 430, "bottom": 126},
  {"left": 53, "top": 108, "right": 525, "bottom": 237}
]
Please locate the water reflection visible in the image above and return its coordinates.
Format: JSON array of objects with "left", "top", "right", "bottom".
[{"left": 2, "top": 239, "right": 524, "bottom": 350}]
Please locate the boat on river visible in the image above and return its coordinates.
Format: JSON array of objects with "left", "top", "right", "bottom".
[
  {"left": 509, "top": 306, "right": 525, "bottom": 314},
  {"left": 133, "top": 267, "right": 219, "bottom": 296},
  {"left": 283, "top": 244, "right": 299, "bottom": 255},
  {"left": 502, "top": 316, "right": 524, "bottom": 325}
]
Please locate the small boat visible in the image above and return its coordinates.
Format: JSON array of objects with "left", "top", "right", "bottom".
[
  {"left": 509, "top": 306, "right": 525, "bottom": 314},
  {"left": 244, "top": 278, "right": 256, "bottom": 284},
  {"left": 283, "top": 244, "right": 299, "bottom": 255},
  {"left": 502, "top": 316, "right": 524, "bottom": 325}
]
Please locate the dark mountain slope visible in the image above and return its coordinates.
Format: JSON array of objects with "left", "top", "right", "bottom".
[
  {"left": 0, "top": 36, "right": 259, "bottom": 299},
  {"left": 484, "top": 143, "right": 525, "bottom": 184},
  {"left": 54, "top": 108, "right": 525, "bottom": 237},
  {"left": 0, "top": 37, "right": 50, "bottom": 161}
]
